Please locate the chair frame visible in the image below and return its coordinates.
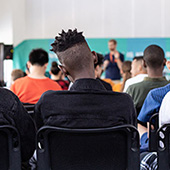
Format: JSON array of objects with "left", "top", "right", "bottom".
[
  {"left": 36, "top": 124, "right": 140, "bottom": 170},
  {"left": 157, "top": 123, "right": 170, "bottom": 170},
  {"left": 149, "top": 113, "right": 159, "bottom": 151},
  {"left": 0, "top": 125, "right": 21, "bottom": 170}
]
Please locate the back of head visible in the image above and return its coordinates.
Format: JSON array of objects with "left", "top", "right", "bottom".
[
  {"left": 11, "top": 69, "right": 24, "bottom": 82},
  {"left": 143, "top": 45, "right": 165, "bottom": 69},
  {"left": 29, "top": 48, "right": 49, "bottom": 66},
  {"left": 51, "top": 29, "right": 95, "bottom": 77},
  {"left": 122, "top": 61, "right": 132, "bottom": 74},
  {"left": 50, "top": 61, "right": 60, "bottom": 75},
  {"left": 94, "top": 53, "right": 104, "bottom": 68}
]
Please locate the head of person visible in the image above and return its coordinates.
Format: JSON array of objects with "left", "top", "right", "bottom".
[
  {"left": 131, "top": 56, "right": 147, "bottom": 77},
  {"left": 120, "top": 61, "right": 132, "bottom": 80},
  {"left": 94, "top": 53, "right": 104, "bottom": 78},
  {"left": 51, "top": 29, "right": 98, "bottom": 82},
  {"left": 11, "top": 69, "right": 24, "bottom": 84},
  {"left": 50, "top": 61, "right": 64, "bottom": 80},
  {"left": 108, "top": 39, "right": 117, "bottom": 52},
  {"left": 143, "top": 45, "right": 166, "bottom": 76},
  {"left": 27, "top": 48, "right": 49, "bottom": 74}
]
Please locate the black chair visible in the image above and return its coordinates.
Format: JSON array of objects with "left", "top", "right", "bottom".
[
  {"left": 149, "top": 113, "right": 159, "bottom": 151},
  {"left": 157, "top": 123, "right": 170, "bottom": 170},
  {"left": 37, "top": 125, "right": 140, "bottom": 170},
  {"left": 23, "top": 104, "right": 35, "bottom": 118},
  {"left": 0, "top": 125, "right": 21, "bottom": 170}
]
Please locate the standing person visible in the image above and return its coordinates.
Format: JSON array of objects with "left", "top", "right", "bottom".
[
  {"left": 103, "top": 39, "right": 124, "bottom": 82},
  {"left": 11, "top": 48, "right": 62, "bottom": 104},
  {"left": 50, "top": 61, "right": 70, "bottom": 90}
]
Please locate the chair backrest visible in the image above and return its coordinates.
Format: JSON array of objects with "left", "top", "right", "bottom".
[
  {"left": 0, "top": 125, "right": 21, "bottom": 170},
  {"left": 37, "top": 125, "right": 140, "bottom": 170},
  {"left": 157, "top": 123, "right": 170, "bottom": 170},
  {"left": 149, "top": 113, "right": 159, "bottom": 151},
  {"left": 23, "top": 104, "right": 35, "bottom": 118}
]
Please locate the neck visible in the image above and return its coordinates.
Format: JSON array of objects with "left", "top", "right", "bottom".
[
  {"left": 51, "top": 74, "right": 61, "bottom": 80},
  {"left": 29, "top": 66, "right": 46, "bottom": 79},
  {"left": 110, "top": 50, "right": 116, "bottom": 54},
  {"left": 147, "top": 68, "right": 163, "bottom": 78},
  {"left": 73, "top": 70, "right": 96, "bottom": 82}
]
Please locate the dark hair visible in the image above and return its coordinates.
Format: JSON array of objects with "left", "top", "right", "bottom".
[
  {"left": 133, "top": 56, "right": 143, "bottom": 61},
  {"left": 50, "top": 61, "right": 60, "bottom": 75},
  {"left": 143, "top": 45, "right": 165, "bottom": 69},
  {"left": 94, "top": 53, "right": 104, "bottom": 68},
  {"left": 51, "top": 29, "right": 86, "bottom": 52},
  {"left": 109, "top": 39, "right": 117, "bottom": 45},
  {"left": 29, "top": 48, "right": 49, "bottom": 66}
]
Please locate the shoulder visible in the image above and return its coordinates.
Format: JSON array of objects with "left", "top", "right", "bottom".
[{"left": 13, "top": 76, "right": 28, "bottom": 85}]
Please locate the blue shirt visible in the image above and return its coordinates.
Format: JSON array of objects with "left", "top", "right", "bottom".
[
  {"left": 104, "top": 52, "right": 124, "bottom": 80},
  {"left": 137, "top": 83, "right": 170, "bottom": 123}
]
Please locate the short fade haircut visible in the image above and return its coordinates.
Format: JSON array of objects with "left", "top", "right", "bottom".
[
  {"left": 94, "top": 53, "right": 104, "bottom": 68},
  {"left": 51, "top": 29, "right": 86, "bottom": 53},
  {"left": 143, "top": 45, "right": 165, "bottom": 69},
  {"left": 109, "top": 39, "right": 117, "bottom": 45},
  {"left": 29, "top": 48, "right": 49, "bottom": 66},
  {"left": 133, "top": 56, "right": 143, "bottom": 61}
]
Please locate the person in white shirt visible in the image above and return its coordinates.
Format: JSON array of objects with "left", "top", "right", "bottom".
[
  {"left": 123, "top": 56, "right": 147, "bottom": 92},
  {"left": 159, "top": 91, "right": 170, "bottom": 127}
]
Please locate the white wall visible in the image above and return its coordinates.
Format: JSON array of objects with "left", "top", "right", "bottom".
[
  {"left": 1, "top": 0, "right": 170, "bottom": 46},
  {"left": 0, "top": 0, "right": 13, "bottom": 44}
]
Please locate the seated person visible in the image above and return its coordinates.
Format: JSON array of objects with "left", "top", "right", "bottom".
[
  {"left": 140, "top": 91, "right": 170, "bottom": 170},
  {"left": 0, "top": 88, "right": 36, "bottom": 165},
  {"left": 11, "top": 69, "right": 24, "bottom": 85},
  {"left": 123, "top": 56, "right": 147, "bottom": 92},
  {"left": 11, "top": 48, "right": 62, "bottom": 104},
  {"left": 94, "top": 53, "right": 112, "bottom": 91},
  {"left": 126, "top": 45, "right": 168, "bottom": 115},
  {"left": 35, "top": 29, "right": 137, "bottom": 130},
  {"left": 50, "top": 61, "right": 70, "bottom": 90},
  {"left": 113, "top": 61, "right": 131, "bottom": 92}
]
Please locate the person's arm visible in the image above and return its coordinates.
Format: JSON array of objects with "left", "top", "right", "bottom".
[
  {"left": 137, "top": 123, "right": 147, "bottom": 138},
  {"left": 103, "top": 60, "right": 109, "bottom": 71},
  {"left": 114, "top": 51, "right": 123, "bottom": 70}
]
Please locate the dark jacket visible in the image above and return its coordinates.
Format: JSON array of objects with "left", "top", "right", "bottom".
[
  {"left": 0, "top": 88, "right": 36, "bottom": 161},
  {"left": 35, "top": 79, "right": 136, "bottom": 129}
]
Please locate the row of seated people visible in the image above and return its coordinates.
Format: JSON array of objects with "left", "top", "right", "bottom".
[{"left": 1, "top": 28, "right": 170, "bottom": 169}]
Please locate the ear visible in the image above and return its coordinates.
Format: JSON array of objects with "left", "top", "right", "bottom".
[
  {"left": 44, "top": 63, "right": 48, "bottom": 69},
  {"left": 58, "top": 65, "right": 68, "bottom": 77},
  {"left": 163, "top": 58, "right": 167, "bottom": 66},
  {"left": 143, "top": 60, "right": 147, "bottom": 68},
  {"left": 27, "top": 61, "right": 31, "bottom": 68},
  {"left": 91, "top": 51, "right": 98, "bottom": 65},
  {"left": 166, "top": 60, "right": 170, "bottom": 70}
]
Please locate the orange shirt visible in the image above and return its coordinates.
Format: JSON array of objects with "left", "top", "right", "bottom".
[
  {"left": 11, "top": 76, "right": 62, "bottom": 104},
  {"left": 113, "top": 83, "right": 122, "bottom": 92}
]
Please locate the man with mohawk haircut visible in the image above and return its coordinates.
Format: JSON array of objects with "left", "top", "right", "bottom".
[{"left": 35, "top": 29, "right": 137, "bottom": 130}]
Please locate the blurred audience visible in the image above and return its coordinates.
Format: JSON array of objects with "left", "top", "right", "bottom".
[
  {"left": 11, "top": 69, "right": 24, "bottom": 85},
  {"left": 103, "top": 39, "right": 124, "bottom": 82},
  {"left": 95, "top": 53, "right": 112, "bottom": 91},
  {"left": 123, "top": 56, "right": 147, "bottom": 92},
  {"left": 35, "top": 29, "right": 136, "bottom": 131},
  {"left": 113, "top": 61, "right": 131, "bottom": 92},
  {"left": 11, "top": 48, "right": 62, "bottom": 104},
  {"left": 50, "top": 61, "right": 70, "bottom": 90},
  {"left": 127, "top": 45, "right": 168, "bottom": 115}
]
